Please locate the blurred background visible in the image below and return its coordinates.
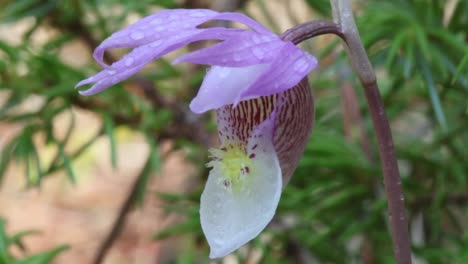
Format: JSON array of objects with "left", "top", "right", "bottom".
[{"left": 0, "top": 0, "right": 467, "bottom": 263}]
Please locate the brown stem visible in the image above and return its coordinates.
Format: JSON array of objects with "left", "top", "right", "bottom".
[
  {"left": 281, "top": 20, "right": 344, "bottom": 44},
  {"left": 330, "top": 1, "right": 411, "bottom": 262},
  {"left": 283, "top": 3, "right": 412, "bottom": 264},
  {"left": 362, "top": 80, "right": 411, "bottom": 264}
]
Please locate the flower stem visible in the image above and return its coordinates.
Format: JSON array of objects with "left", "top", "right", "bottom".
[
  {"left": 330, "top": 1, "right": 411, "bottom": 263},
  {"left": 282, "top": 1, "right": 412, "bottom": 263}
]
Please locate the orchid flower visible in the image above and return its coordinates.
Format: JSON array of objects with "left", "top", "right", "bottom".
[{"left": 76, "top": 9, "right": 317, "bottom": 258}]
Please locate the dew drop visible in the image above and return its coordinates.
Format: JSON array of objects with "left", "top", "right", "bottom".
[
  {"left": 150, "top": 18, "right": 162, "bottom": 25},
  {"left": 130, "top": 31, "right": 144, "bottom": 40},
  {"left": 107, "top": 69, "right": 116, "bottom": 75},
  {"left": 190, "top": 11, "right": 205, "bottom": 17},
  {"left": 150, "top": 40, "right": 162, "bottom": 47},
  {"left": 217, "top": 68, "right": 230, "bottom": 78},
  {"left": 294, "top": 58, "right": 308, "bottom": 72},
  {"left": 261, "top": 35, "right": 274, "bottom": 42},
  {"left": 124, "top": 57, "right": 134, "bottom": 66},
  {"left": 252, "top": 34, "right": 262, "bottom": 44},
  {"left": 252, "top": 47, "right": 264, "bottom": 59}
]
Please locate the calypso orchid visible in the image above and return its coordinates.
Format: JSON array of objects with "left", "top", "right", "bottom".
[{"left": 76, "top": 9, "right": 317, "bottom": 258}]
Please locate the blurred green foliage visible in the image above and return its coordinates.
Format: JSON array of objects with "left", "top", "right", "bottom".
[
  {"left": 0, "top": 0, "right": 467, "bottom": 263},
  {"left": 0, "top": 218, "right": 68, "bottom": 264}
]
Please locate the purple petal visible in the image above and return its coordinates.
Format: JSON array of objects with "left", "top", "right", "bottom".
[
  {"left": 188, "top": 41, "right": 317, "bottom": 113},
  {"left": 237, "top": 42, "right": 317, "bottom": 102},
  {"left": 189, "top": 64, "right": 269, "bottom": 113},
  {"left": 93, "top": 9, "right": 220, "bottom": 67},
  {"left": 92, "top": 9, "right": 274, "bottom": 68},
  {"left": 76, "top": 8, "right": 285, "bottom": 96},
  {"left": 173, "top": 30, "right": 282, "bottom": 67},
  {"left": 76, "top": 28, "right": 246, "bottom": 95},
  {"left": 210, "top": 12, "right": 272, "bottom": 35}
]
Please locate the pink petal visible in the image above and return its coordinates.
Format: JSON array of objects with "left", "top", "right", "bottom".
[
  {"left": 209, "top": 12, "right": 272, "bottom": 35},
  {"left": 237, "top": 42, "right": 317, "bottom": 102},
  {"left": 189, "top": 64, "right": 269, "bottom": 113},
  {"left": 173, "top": 30, "right": 282, "bottom": 67},
  {"left": 92, "top": 9, "right": 274, "bottom": 68},
  {"left": 76, "top": 28, "right": 245, "bottom": 95},
  {"left": 76, "top": 8, "right": 288, "bottom": 96},
  {"left": 93, "top": 9, "right": 219, "bottom": 67},
  {"left": 187, "top": 41, "right": 317, "bottom": 113}
]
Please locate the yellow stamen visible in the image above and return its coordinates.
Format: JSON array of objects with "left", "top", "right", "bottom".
[{"left": 208, "top": 140, "right": 253, "bottom": 190}]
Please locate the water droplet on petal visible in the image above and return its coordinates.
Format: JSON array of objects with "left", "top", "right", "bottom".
[
  {"left": 190, "top": 11, "right": 206, "bottom": 17},
  {"left": 150, "top": 40, "right": 162, "bottom": 47},
  {"left": 252, "top": 34, "right": 262, "bottom": 44},
  {"left": 124, "top": 57, "right": 134, "bottom": 66},
  {"left": 150, "top": 18, "right": 162, "bottom": 25},
  {"left": 130, "top": 31, "right": 145, "bottom": 40},
  {"left": 217, "top": 68, "right": 230, "bottom": 78},
  {"left": 261, "top": 35, "right": 274, "bottom": 42},
  {"left": 108, "top": 69, "right": 116, "bottom": 75},
  {"left": 294, "top": 57, "right": 309, "bottom": 72},
  {"left": 252, "top": 47, "right": 264, "bottom": 59}
]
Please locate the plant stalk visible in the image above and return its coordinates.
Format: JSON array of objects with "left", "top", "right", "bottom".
[
  {"left": 282, "top": 1, "right": 412, "bottom": 263},
  {"left": 330, "top": 1, "right": 412, "bottom": 263}
]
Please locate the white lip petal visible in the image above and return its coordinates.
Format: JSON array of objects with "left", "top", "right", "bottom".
[
  {"left": 200, "top": 112, "right": 281, "bottom": 258},
  {"left": 189, "top": 64, "right": 269, "bottom": 113}
]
